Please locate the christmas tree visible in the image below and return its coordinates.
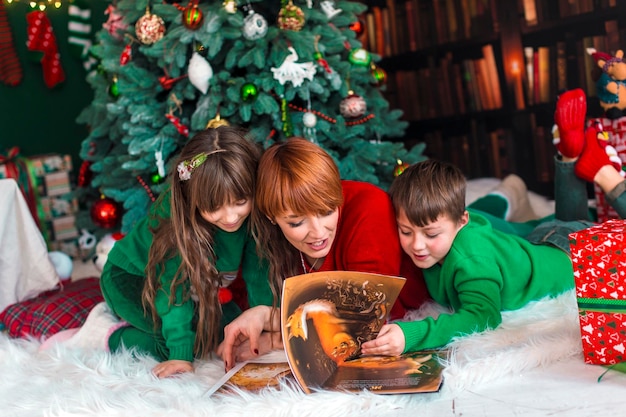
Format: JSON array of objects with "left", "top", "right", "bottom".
[{"left": 75, "top": 0, "right": 427, "bottom": 235}]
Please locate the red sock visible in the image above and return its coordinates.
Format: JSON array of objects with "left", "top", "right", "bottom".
[
  {"left": 554, "top": 89, "right": 587, "bottom": 158},
  {"left": 0, "top": 2, "right": 22, "bottom": 86},
  {"left": 575, "top": 124, "right": 613, "bottom": 183},
  {"left": 26, "top": 11, "right": 65, "bottom": 88}
]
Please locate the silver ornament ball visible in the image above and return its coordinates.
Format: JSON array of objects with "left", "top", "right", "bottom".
[{"left": 302, "top": 112, "right": 317, "bottom": 128}]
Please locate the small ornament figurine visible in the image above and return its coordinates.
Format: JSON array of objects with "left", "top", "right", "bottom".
[
  {"left": 154, "top": 150, "right": 166, "bottom": 178},
  {"left": 182, "top": 2, "right": 204, "bottom": 30},
  {"left": 271, "top": 47, "right": 316, "bottom": 87},
  {"left": 241, "top": 82, "right": 259, "bottom": 101},
  {"left": 320, "top": 0, "right": 342, "bottom": 19},
  {"left": 393, "top": 159, "right": 410, "bottom": 177},
  {"left": 242, "top": 10, "right": 268, "bottom": 40},
  {"left": 277, "top": 0, "right": 305, "bottom": 31},
  {"left": 158, "top": 74, "right": 187, "bottom": 90},
  {"left": 103, "top": 4, "right": 128, "bottom": 41},
  {"left": 135, "top": 7, "right": 166, "bottom": 45},
  {"left": 120, "top": 43, "right": 132, "bottom": 66},
  {"left": 223, "top": 0, "right": 237, "bottom": 13},
  {"left": 91, "top": 196, "right": 121, "bottom": 228},
  {"left": 188, "top": 51, "right": 213, "bottom": 94},
  {"left": 339, "top": 91, "right": 367, "bottom": 118},
  {"left": 165, "top": 111, "right": 190, "bottom": 137}
]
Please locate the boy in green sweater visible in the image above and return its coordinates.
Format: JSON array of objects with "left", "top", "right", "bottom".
[{"left": 361, "top": 88, "right": 626, "bottom": 356}]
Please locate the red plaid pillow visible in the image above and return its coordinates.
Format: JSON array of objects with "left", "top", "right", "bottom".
[{"left": 0, "top": 277, "right": 103, "bottom": 339}]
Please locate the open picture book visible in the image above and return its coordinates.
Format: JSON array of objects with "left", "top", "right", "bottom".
[{"left": 207, "top": 271, "right": 445, "bottom": 396}]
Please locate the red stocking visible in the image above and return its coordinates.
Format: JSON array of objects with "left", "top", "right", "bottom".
[
  {"left": 0, "top": 2, "right": 22, "bottom": 86},
  {"left": 26, "top": 11, "right": 65, "bottom": 88}
]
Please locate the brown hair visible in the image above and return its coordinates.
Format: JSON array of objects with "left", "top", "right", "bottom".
[
  {"left": 389, "top": 159, "right": 466, "bottom": 227},
  {"left": 143, "top": 126, "right": 262, "bottom": 358},
  {"left": 253, "top": 137, "right": 344, "bottom": 292}
]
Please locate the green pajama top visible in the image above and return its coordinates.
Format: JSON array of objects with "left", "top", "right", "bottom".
[
  {"left": 397, "top": 212, "right": 574, "bottom": 353},
  {"left": 104, "top": 192, "right": 272, "bottom": 362}
]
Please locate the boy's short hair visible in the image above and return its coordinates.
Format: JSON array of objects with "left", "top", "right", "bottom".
[{"left": 389, "top": 159, "right": 466, "bottom": 226}]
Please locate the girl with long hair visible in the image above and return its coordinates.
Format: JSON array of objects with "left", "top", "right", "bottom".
[{"left": 60, "top": 127, "right": 273, "bottom": 378}]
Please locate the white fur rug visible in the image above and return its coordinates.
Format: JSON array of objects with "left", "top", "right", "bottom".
[{"left": 0, "top": 290, "right": 582, "bottom": 417}]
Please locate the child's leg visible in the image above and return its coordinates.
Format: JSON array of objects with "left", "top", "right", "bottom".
[
  {"left": 602, "top": 170, "right": 626, "bottom": 218},
  {"left": 108, "top": 325, "right": 168, "bottom": 361},
  {"left": 572, "top": 121, "right": 626, "bottom": 219},
  {"left": 468, "top": 174, "right": 537, "bottom": 222},
  {"left": 554, "top": 156, "right": 592, "bottom": 221}
]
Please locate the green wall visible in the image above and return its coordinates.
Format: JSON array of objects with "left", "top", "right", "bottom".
[{"left": 0, "top": 1, "right": 108, "bottom": 173}]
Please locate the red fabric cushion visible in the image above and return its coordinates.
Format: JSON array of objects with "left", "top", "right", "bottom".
[{"left": 0, "top": 277, "right": 103, "bottom": 339}]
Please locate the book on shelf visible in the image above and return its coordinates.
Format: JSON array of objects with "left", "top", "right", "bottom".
[
  {"left": 555, "top": 41, "right": 567, "bottom": 93},
  {"left": 521, "top": 0, "right": 538, "bottom": 26},
  {"left": 385, "top": 0, "right": 399, "bottom": 55},
  {"left": 404, "top": 0, "right": 419, "bottom": 52},
  {"left": 524, "top": 46, "right": 535, "bottom": 106},
  {"left": 580, "top": 36, "right": 598, "bottom": 97},
  {"left": 372, "top": 6, "right": 385, "bottom": 56},
  {"left": 281, "top": 271, "right": 445, "bottom": 395},
  {"left": 482, "top": 44, "right": 503, "bottom": 109},
  {"left": 382, "top": 7, "right": 393, "bottom": 56},
  {"left": 432, "top": 0, "right": 448, "bottom": 44},
  {"left": 537, "top": 46, "right": 551, "bottom": 103},
  {"left": 604, "top": 20, "right": 621, "bottom": 53}
]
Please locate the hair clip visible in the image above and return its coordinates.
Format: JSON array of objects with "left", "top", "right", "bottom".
[
  {"left": 177, "top": 149, "right": 227, "bottom": 181},
  {"left": 177, "top": 152, "right": 208, "bottom": 181}
]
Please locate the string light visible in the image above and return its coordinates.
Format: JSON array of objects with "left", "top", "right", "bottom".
[{"left": 5, "top": 0, "right": 63, "bottom": 11}]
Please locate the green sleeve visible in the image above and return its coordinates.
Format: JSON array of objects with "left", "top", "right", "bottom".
[
  {"left": 398, "top": 258, "right": 503, "bottom": 353},
  {"left": 241, "top": 238, "right": 273, "bottom": 307}
]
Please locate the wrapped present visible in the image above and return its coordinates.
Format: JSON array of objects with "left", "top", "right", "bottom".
[
  {"left": 569, "top": 219, "right": 626, "bottom": 366},
  {"left": 0, "top": 147, "right": 43, "bottom": 230},
  {"left": 28, "top": 154, "right": 73, "bottom": 177},
  {"left": 590, "top": 117, "right": 626, "bottom": 223}
]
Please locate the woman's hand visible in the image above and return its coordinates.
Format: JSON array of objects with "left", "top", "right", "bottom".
[
  {"left": 152, "top": 359, "right": 194, "bottom": 378},
  {"left": 230, "top": 331, "right": 284, "bottom": 362},
  {"left": 217, "top": 305, "right": 278, "bottom": 370},
  {"left": 360, "top": 324, "right": 406, "bottom": 357}
]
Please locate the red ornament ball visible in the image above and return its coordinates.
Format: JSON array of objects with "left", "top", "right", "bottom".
[
  {"left": 182, "top": 5, "right": 203, "bottom": 30},
  {"left": 339, "top": 93, "right": 367, "bottom": 118},
  {"left": 349, "top": 19, "right": 364, "bottom": 36},
  {"left": 135, "top": 10, "right": 166, "bottom": 45},
  {"left": 90, "top": 197, "right": 121, "bottom": 228}
]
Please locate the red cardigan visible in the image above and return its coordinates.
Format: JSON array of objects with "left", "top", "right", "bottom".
[{"left": 304, "top": 180, "right": 430, "bottom": 319}]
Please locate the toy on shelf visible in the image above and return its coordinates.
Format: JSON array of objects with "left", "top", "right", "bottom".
[{"left": 587, "top": 48, "right": 626, "bottom": 119}]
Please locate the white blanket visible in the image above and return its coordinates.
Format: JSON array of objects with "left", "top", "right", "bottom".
[{"left": 0, "top": 290, "right": 587, "bottom": 417}]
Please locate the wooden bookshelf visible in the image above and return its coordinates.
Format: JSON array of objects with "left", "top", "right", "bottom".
[{"left": 369, "top": 0, "right": 626, "bottom": 197}]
